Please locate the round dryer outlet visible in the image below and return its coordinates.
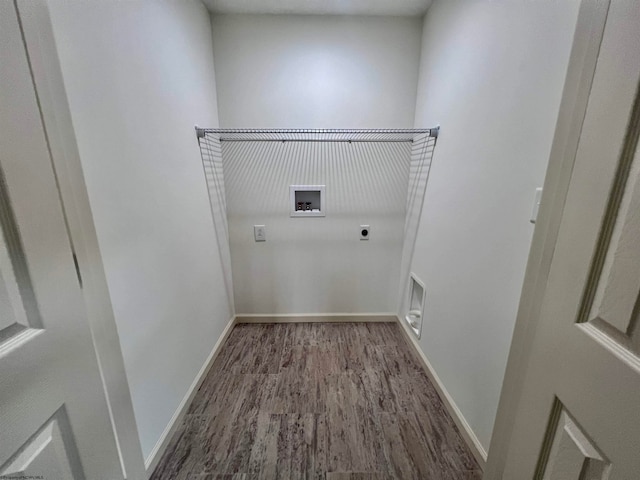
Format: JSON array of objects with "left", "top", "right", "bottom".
[{"left": 360, "top": 225, "right": 370, "bottom": 240}]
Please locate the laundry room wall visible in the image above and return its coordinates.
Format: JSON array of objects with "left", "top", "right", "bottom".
[
  {"left": 406, "top": 0, "right": 581, "bottom": 455},
  {"left": 211, "top": 14, "right": 424, "bottom": 314}
]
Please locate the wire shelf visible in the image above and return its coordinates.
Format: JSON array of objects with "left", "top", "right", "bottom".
[
  {"left": 196, "top": 126, "right": 439, "bottom": 315},
  {"left": 196, "top": 127, "right": 439, "bottom": 143}
]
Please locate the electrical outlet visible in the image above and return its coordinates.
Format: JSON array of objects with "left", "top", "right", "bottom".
[
  {"left": 254, "top": 225, "right": 266, "bottom": 242},
  {"left": 360, "top": 225, "right": 370, "bottom": 240}
]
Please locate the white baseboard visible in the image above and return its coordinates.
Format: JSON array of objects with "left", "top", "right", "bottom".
[
  {"left": 395, "top": 316, "right": 488, "bottom": 469},
  {"left": 235, "top": 313, "right": 397, "bottom": 323},
  {"left": 144, "top": 315, "right": 237, "bottom": 477}
]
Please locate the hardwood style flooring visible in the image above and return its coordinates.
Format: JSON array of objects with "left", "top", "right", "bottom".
[{"left": 150, "top": 322, "right": 482, "bottom": 479}]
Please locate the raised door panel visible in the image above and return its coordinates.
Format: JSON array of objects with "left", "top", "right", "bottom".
[
  {"left": 0, "top": 230, "right": 27, "bottom": 333},
  {"left": 541, "top": 406, "right": 609, "bottom": 480},
  {"left": 1, "top": 409, "right": 83, "bottom": 479},
  {"left": 585, "top": 120, "right": 640, "bottom": 353}
]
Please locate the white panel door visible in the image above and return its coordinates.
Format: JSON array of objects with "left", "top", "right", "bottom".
[
  {"left": 0, "top": 2, "right": 123, "bottom": 479},
  {"left": 501, "top": 1, "right": 640, "bottom": 478}
]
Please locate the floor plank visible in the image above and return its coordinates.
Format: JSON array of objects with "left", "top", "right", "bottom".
[{"left": 150, "top": 322, "right": 481, "bottom": 479}]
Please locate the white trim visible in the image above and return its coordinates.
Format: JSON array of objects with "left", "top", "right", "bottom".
[
  {"left": 235, "top": 313, "right": 397, "bottom": 323},
  {"left": 395, "top": 315, "right": 488, "bottom": 468},
  {"left": 144, "top": 315, "right": 237, "bottom": 476}
]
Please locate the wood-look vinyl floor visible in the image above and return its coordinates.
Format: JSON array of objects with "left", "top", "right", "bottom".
[{"left": 150, "top": 322, "right": 482, "bottom": 480}]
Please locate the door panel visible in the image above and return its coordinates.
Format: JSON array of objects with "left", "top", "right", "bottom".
[
  {"left": 501, "top": 0, "right": 640, "bottom": 478},
  {"left": 583, "top": 100, "right": 640, "bottom": 352},
  {"left": 1, "top": 408, "right": 83, "bottom": 479},
  {"left": 0, "top": 223, "right": 32, "bottom": 335},
  {"left": 542, "top": 407, "right": 608, "bottom": 480},
  {"left": 0, "top": 1, "right": 123, "bottom": 478}
]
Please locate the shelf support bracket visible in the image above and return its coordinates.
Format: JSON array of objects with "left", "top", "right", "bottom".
[{"left": 195, "top": 126, "right": 206, "bottom": 140}]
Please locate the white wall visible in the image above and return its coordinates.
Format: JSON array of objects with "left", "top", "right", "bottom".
[
  {"left": 210, "top": 14, "right": 422, "bottom": 314},
  {"left": 408, "top": 0, "right": 580, "bottom": 452},
  {"left": 48, "top": 0, "right": 232, "bottom": 460},
  {"left": 224, "top": 140, "right": 411, "bottom": 314},
  {"left": 210, "top": 14, "right": 423, "bottom": 128}
]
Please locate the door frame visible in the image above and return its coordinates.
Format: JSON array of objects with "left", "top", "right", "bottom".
[
  {"left": 14, "top": 2, "right": 146, "bottom": 478},
  {"left": 484, "top": 0, "right": 611, "bottom": 477}
]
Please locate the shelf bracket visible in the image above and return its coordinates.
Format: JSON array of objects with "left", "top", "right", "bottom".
[{"left": 195, "top": 126, "right": 206, "bottom": 140}]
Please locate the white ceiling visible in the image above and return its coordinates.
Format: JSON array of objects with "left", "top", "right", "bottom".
[{"left": 203, "top": 0, "right": 432, "bottom": 17}]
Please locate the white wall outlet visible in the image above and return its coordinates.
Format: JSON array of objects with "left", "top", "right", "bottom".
[
  {"left": 530, "top": 187, "right": 543, "bottom": 224},
  {"left": 254, "top": 225, "right": 266, "bottom": 242},
  {"left": 360, "top": 225, "right": 370, "bottom": 240}
]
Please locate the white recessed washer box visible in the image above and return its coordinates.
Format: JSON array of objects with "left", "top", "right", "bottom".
[{"left": 290, "top": 185, "right": 325, "bottom": 217}]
